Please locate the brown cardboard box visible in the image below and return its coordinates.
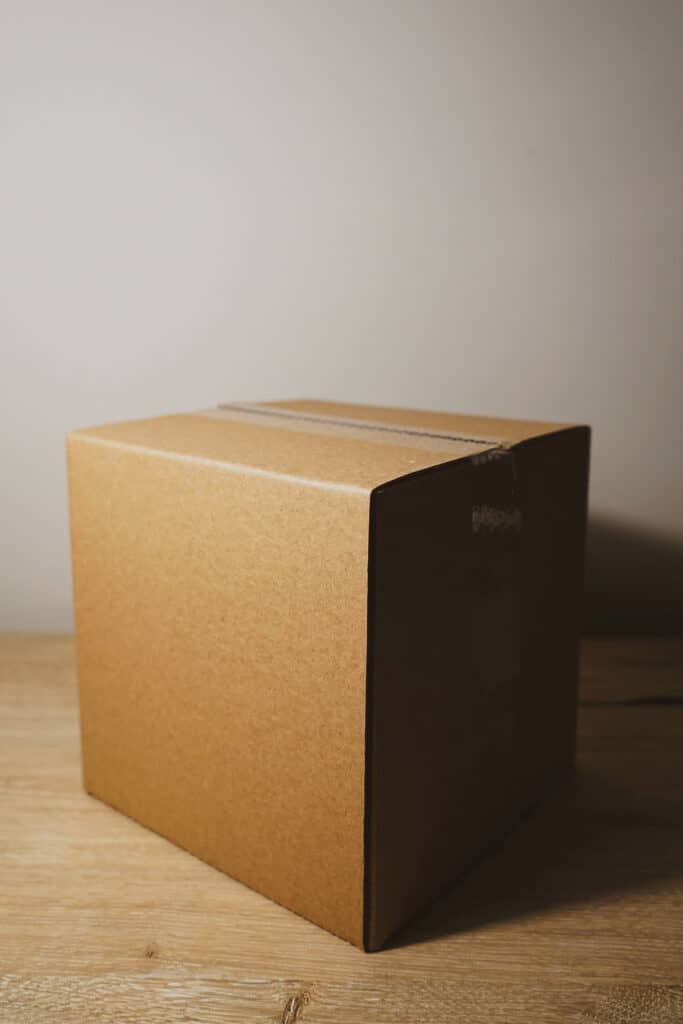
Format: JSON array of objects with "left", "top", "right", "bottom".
[{"left": 66, "top": 399, "right": 590, "bottom": 950}]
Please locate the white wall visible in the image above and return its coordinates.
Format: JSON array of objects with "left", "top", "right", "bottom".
[{"left": 2, "top": 1, "right": 682, "bottom": 631}]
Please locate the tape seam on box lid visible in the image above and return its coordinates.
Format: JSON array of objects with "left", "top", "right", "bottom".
[{"left": 213, "top": 401, "right": 510, "bottom": 448}]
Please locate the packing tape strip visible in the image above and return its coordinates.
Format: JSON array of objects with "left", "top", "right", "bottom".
[{"left": 198, "top": 402, "right": 507, "bottom": 458}]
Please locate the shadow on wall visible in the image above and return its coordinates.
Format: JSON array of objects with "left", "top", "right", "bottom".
[{"left": 584, "top": 514, "right": 683, "bottom": 634}]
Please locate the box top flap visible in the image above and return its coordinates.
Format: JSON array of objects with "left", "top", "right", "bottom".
[{"left": 70, "top": 399, "right": 580, "bottom": 493}]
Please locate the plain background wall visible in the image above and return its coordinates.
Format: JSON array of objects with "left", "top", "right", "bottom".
[{"left": 1, "top": 1, "right": 682, "bottom": 632}]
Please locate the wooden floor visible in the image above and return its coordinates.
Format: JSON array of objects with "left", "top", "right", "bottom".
[{"left": 1, "top": 635, "right": 681, "bottom": 1023}]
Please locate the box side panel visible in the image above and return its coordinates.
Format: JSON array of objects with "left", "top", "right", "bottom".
[
  {"left": 366, "top": 427, "right": 590, "bottom": 950},
  {"left": 67, "top": 436, "right": 369, "bottom": 947}
]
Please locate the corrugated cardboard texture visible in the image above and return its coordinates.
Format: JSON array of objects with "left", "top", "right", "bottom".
[
  {"left": 67, "top": 400, "right": 589, "bottom": 950},
  {"left": 67, "top": 436, "right": 370, "bottom": 945}
]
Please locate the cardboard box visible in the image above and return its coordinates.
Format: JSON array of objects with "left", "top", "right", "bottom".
[{"left": 67, "top": 399, "right": 590, "bottom": 950}]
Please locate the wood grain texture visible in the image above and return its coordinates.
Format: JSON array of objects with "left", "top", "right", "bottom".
[{"left": 1, "top": 634, "right": 682, "bottom": 1023}]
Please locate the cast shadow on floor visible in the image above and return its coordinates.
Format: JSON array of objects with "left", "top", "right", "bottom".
[
  {"left": 583, "top": 512, "right": 683, "bottom": 634},
  {"left": 386, "top": 763, "right": 682, "bottom": 949}
]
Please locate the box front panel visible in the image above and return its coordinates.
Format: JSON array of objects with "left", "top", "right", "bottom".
[{"left": 68, "top": 438, "right": 369, "bottom": 946}]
